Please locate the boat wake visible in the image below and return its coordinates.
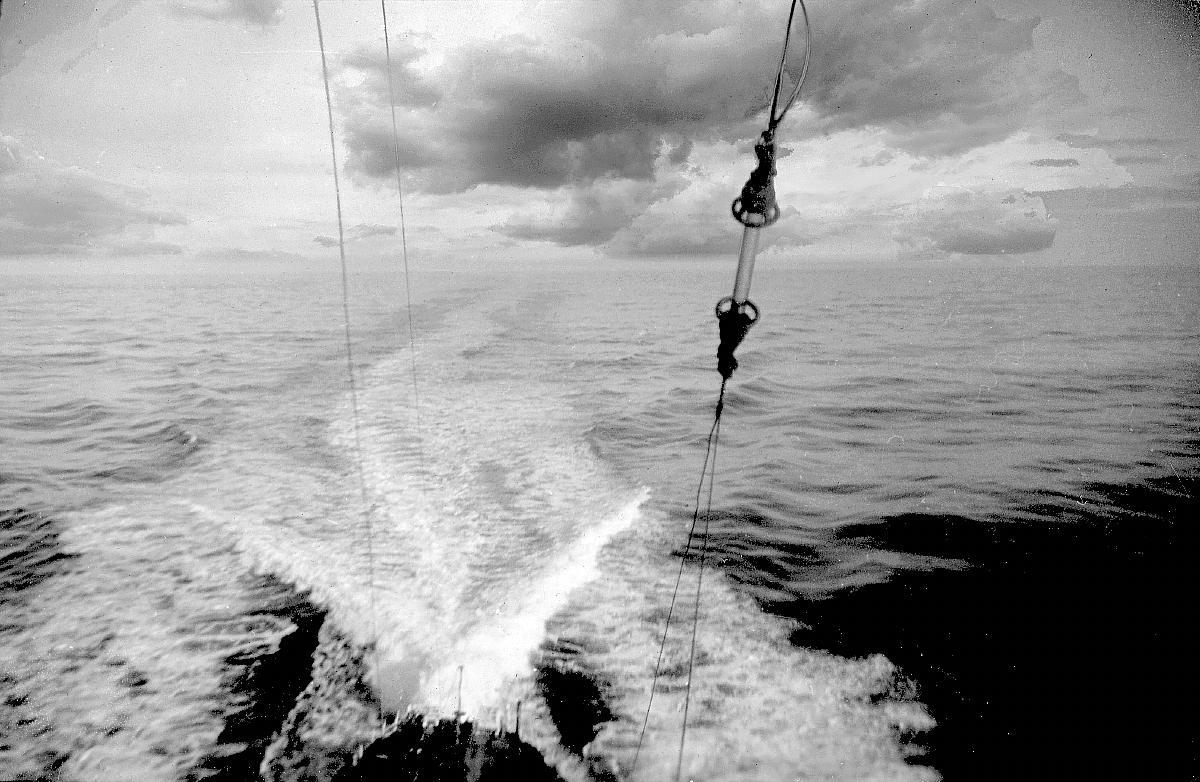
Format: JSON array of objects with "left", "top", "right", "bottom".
[
  {"left": 213, "top": 299, "right": 935, "bottom": 781},
  {"left": 0, "top": 289, "right": 935, "bottom": 782}
]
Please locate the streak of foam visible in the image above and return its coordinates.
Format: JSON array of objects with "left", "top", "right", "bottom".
[
  {"left": 174, "top": 288, "right": 936, "bottom": 780},
  {"left": 202, "top": 304, "right": 650, "bottom": 728},
  {"left": 418, "top": 494, "right": 645, "bottom": 717},
  {"left": 350, "top": 334, "right": 650, "bottom": 719},
  {"left": 0, "top": 501, "right": 284, "bottom": 781},
  {"left": 543, "top": 519, "right": 939, "bottom": 782}
]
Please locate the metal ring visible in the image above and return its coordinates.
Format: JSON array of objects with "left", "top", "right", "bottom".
[
  {"left": 731, "top": 198, "right": 781, "bottom": 228},
  {"left": 715, "top": 296, "right": 761, "bottom": 323}
]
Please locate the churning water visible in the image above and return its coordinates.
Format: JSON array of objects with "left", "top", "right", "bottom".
[{"left": 1, "top": 258, "right": 1196, "bottom": 781}]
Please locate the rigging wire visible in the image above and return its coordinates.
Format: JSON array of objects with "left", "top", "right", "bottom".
[
  {"left": 379, "top": 0, "right": 425, "bottom": 475},
  {"left": 636, "top": 1, "right": 811, "bottom": 775},
  {"left": 769, "top": 0, "right": 812, "bottom": 129},
  {"left": 676, "top": 403, "right": 721, "bottom": 782},
  {"left": 312, "top": 0, "right": 809, "bottom": 765},
  {"left": 312, "top": 0, "right": 384, "bottom": 726},
  {"left": 630, "top": 379, "right": 727, "bottom": 778}
]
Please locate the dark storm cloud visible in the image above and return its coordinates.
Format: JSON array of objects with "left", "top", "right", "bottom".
[
  {"left": 172, "top": 0, "right": 283, "bottom": 27},
  {"left": 0, "top": 136, "right": 185, "bottom": 256},
  {"left": 344, "top": 1, "right": 1070, "bottom": 189},
  {"left": 804, "top": 0, "right": 1082, "bottom": 154},
  {"left": 336, "top": 1, "right": 1081, "bottom": 249},
  {"left": 342, "top": 122, "right": 445, "bottom": 181},
  {"left": 499, "top": 178, "right": 680, "bottom": 247},
  {"left": 338, "top": 4, "right": 773, "bottom": 193}
]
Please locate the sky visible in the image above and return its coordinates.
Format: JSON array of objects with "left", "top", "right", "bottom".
[{"left": 1, "top": 0, "right": 1198, "bottom": 266}]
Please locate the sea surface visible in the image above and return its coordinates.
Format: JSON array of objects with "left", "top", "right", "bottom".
[{"left": 1, "top": 257, "right": 1196, "bottom": 781}]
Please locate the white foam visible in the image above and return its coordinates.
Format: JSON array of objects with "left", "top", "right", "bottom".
[
  {"left": 0, "top": 500, "right": 278, "bottom": 782},
  {"left": 543, "top": 521, "right": 939, "bottom": 781},
  {"left": 183, "top": 304, "right": 651, "bottom": 726},
  {"left": 417, "top": 493, "right": 645, "bottom": 716},
  {"left": 341, "top": 335, "right": 651, "bottom": 717},
  {"left": 74, "top": 280, "right": 938, "bottom": 781}
]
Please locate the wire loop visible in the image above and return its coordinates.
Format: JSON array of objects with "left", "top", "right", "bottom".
[{"left": 768, "top": 0, "right": 813, "bottom": 129}]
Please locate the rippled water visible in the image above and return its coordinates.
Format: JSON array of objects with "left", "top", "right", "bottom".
[{"left": 1, "top": 258, "right": 1196, "bottom": 781}]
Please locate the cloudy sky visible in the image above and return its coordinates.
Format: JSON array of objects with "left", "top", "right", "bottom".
[{"left": 1, "top": 0, "right": 1197, "bottom": 265}]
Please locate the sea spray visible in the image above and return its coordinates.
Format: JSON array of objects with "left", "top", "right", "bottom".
[{"left": 411, "top": 495, "right": 646, "bottom": 718}]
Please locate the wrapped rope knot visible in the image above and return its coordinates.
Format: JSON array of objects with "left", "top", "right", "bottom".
[
  {"left": 715, "top": 296, "right": 760, "bottom": 380},
  {"left": 730, "top": 130, "right": 780, "bottom": 228}
]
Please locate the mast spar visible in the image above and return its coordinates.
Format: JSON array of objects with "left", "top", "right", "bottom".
[{"left": 716, "top": 0, "right": 812, "bottom": 380}]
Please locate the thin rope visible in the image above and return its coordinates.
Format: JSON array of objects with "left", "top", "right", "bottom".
[
  {"left": 676, "top": 407, "right": 720, "bottom": 782},
  {"left": 313, "top": 0, "right": 384, "bottom": 725},
  {"left": 630, "top": 378, "right": 727, "bottom": 777},
  {"left": 634, "top": 6, "right": 804, "bottom": 774},
  {"left": 379, "top": 0, "right": 425, "bottom": 476},
  {"left": 769, "top": 0, "right": 812, "bottom": 129}
]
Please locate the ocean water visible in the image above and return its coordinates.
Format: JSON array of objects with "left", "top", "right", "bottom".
[{"left": 1, "top": 257, "right": 1196, "bottom": 781}]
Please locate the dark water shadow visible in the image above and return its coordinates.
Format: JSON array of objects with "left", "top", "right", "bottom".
[
  {"left": 192, "top": 581, "right": 326, "bottom": 782},
  {"left": 732, "top": 475, "right": 1198, "bottom": 781}
]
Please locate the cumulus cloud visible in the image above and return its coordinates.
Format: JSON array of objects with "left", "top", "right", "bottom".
[
  {"left": 171, "top": 0, "right": 283, "bottom": 27},
  {"left": 340, "top": 38, "right": 442, "bottom": 111},
  {"left": 338, "top": 3, "right": 768, "bottom": 194},
  {"left": 501, "top": 181, "right": 654, "bottom": 247},
  {"left": 902, "top": 188, "right": 1057, "bottom": 256},
  {"left": 1031, "top": 158, "right": 1080, "bottom": 167},
  {"left": 499, "top": 159, "right": 690, "bottom": 247},
  {"left": 341, "top": 0, "right": 1079, "bottom": 190},
  {"left": 804, "top": 0, "right": 1082, "bottom": 154},
  {"left": 607, "top": 167, "right": 762, "bottom": 256},
  {"left": 0, "top": 136, "right": 185, "bottom": 257},
  {"left": 323, "top": 0, "right": 1091, "bottom": 254}
]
